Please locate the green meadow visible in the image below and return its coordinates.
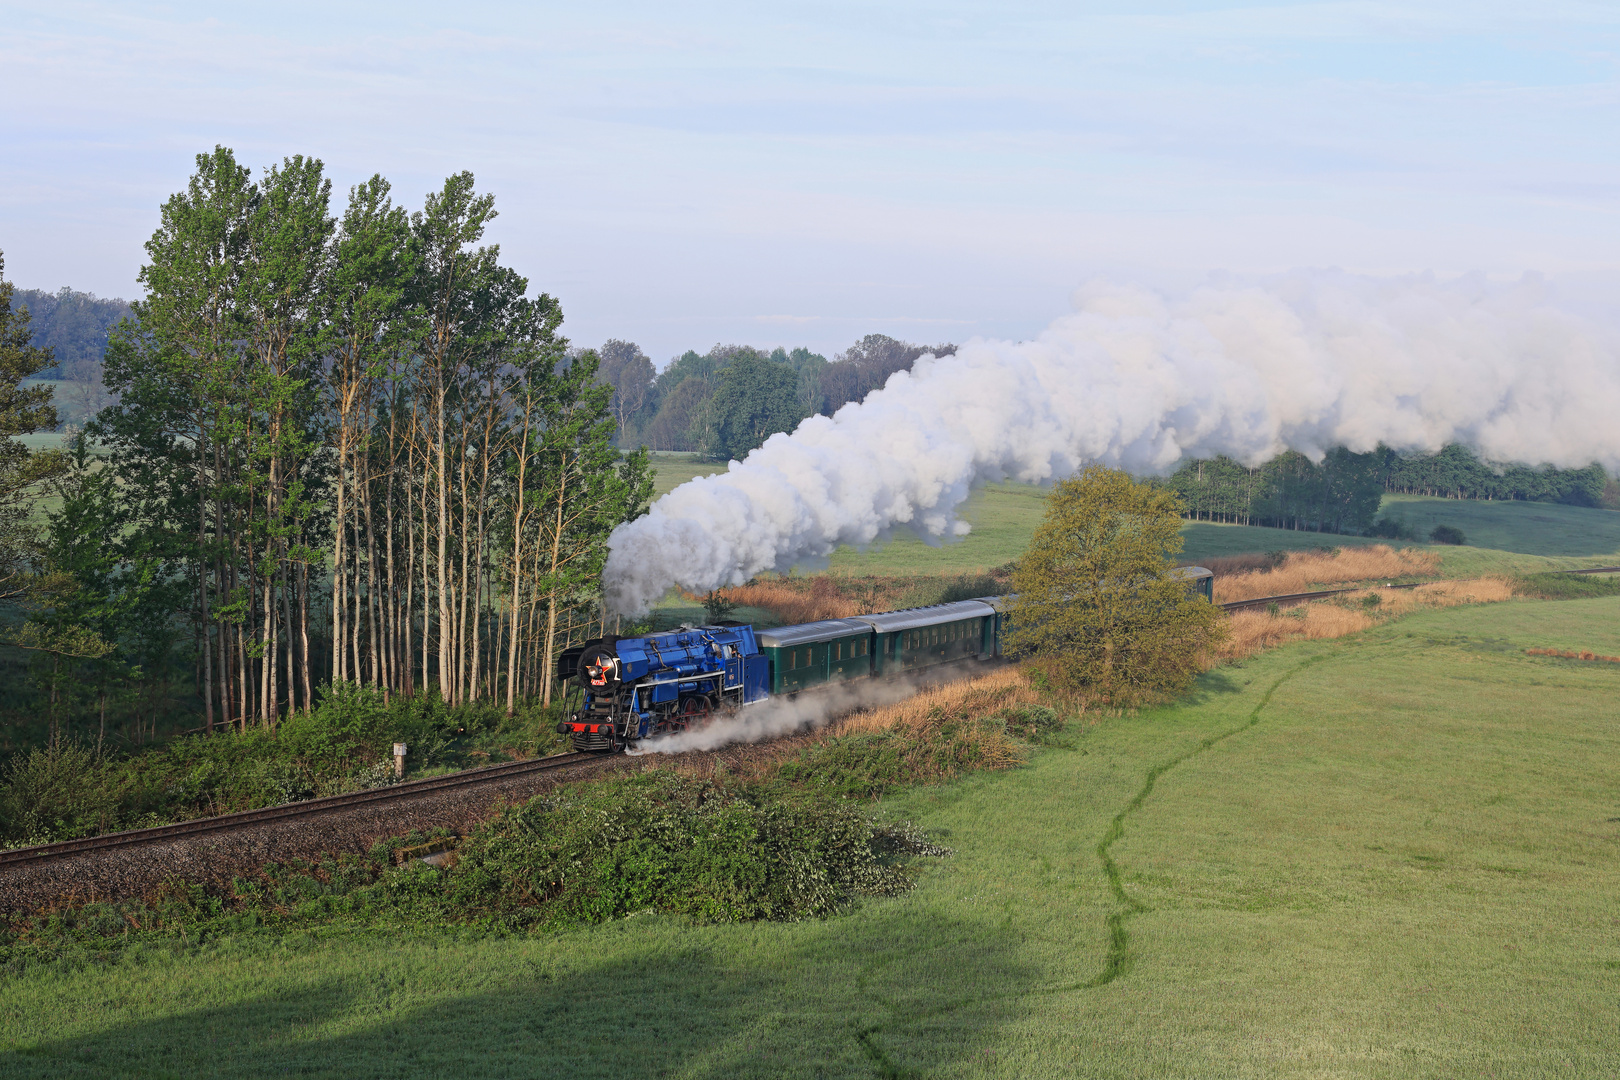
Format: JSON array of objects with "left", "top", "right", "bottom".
[{"left": 5, "top": 595, "right": 1618, "bottom": 1078}]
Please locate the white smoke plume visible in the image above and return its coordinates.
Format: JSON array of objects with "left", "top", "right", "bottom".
[
  {"left": 626, "top": 663, "right": 975, "bottom": 755},
  {"left": 605, "top": 270, "right": 1620, "bottom": 615}
]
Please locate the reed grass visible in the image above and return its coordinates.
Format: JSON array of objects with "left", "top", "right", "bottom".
[{"left": 1212, "top": 544, "right": 1439, "bottom": 603}]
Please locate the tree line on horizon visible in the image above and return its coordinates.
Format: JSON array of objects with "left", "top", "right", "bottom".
[
  {"left": 591, "top": 334, "right": 957, "bottom": 460},
  {"left": 1163, "top": 443, "right": 1617, "bottom": 536}
]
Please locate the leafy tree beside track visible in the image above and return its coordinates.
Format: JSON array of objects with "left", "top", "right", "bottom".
[{"left": 1011, "top": 466, "right": 1225, "bottom": 703}]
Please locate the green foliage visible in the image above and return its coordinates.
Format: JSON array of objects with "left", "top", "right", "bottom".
[
  {"left": 1367, "top": 514, "right": 1420, "bottom": 539},
  {"left": 936, "top": 571, "right": 1005, "bottom": 604},
  {"left": 1388, "top": 441, "right": 1608, "bottom": 506},
  {"left": 1010, "top": 465, "right": 1226, "bottom": 702},
  {"left": 1509, "top": 572, "right": 1620, "bottom": 600},
  {"left": 770, "top": 703, "right": 1046, "bottom": 798},
  {"left": 6, "top": 286, "right": 130, "bottom": 378},
  {"left": 697, "top": 353, "right": 803, "bottom": 461},
  {"left": 0, "top": 248, "right": 69, "bottom": 602},
  {"left": 1167, "top": 447, "right": 1386, "bottom": 534},
  {"left": 0, "top": 683, "right": 562, "bottom": 844},
  {"left": 1429, "top": 524, "right": 1467, "bottom": 545},
  {"left": 700, "top": 589, "right": 737, "bottom": 622},
  {"left": 0, "top": 740, "right": 118, "bottom": 845},
  {"left": 448, "top": 774, "right": 935, "bottom": 926}
]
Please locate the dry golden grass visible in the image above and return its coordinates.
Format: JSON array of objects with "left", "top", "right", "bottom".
[
  {"left": 701, "top": 578, "right": 866, "bottom": 624},
  {"left": 831, "top": 666, "right": 1039, "bottom": 737},
  {"left": 1216, "top": 575, "right": 1516, "bottom": 659},
  {"left": 1363, "top": 576, "right": 1515, "bottom": 613},
  {"left": 1525, "top": 647, "right": 1620, "bottom": 663},
  {"left": 1213, "top": 544, "right": 1440, "bottom": 603}
]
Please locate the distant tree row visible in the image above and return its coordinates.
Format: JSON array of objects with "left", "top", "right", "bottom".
[
  {"left": 593, "top": 334, "right": 956, "bottom": 458},
  {"left": 8, "top": 286, "right": 131, "bottom": 377},
  {"left": 1, "top": 148, "right": 651, "bottom": 750},
  {"left": 7, "top": 286, "right": 129, "bottom": 430},
  {"left": 1165, "top": 443, "right": 1614, "bottom": 536}
]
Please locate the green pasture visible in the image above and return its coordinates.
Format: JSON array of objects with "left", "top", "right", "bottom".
[
  {"left": 1381, "top": 493, "right": 1620, "bottom": 558},
  {"left": 5, "top": 595, "right": 1618, "bottom": 1077}
]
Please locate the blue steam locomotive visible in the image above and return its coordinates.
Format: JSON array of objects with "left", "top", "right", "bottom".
[
  {"left": 555, "top": 567, "right": 1213, "bottom": 752},
  {"left": 554, "top": 596, "right": 1013, "bottom": 751}
]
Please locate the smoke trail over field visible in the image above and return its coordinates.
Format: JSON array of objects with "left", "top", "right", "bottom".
[
  {"left": 605, "top": 271, "right": 1620, "bottom": 615},
  {"left": 626, "top": 666, "right": 961, "bottom": 755}
]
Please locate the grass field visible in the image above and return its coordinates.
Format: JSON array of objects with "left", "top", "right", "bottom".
[{"left": 5, "top": 595, "right": 1618, "bottom": 1077}]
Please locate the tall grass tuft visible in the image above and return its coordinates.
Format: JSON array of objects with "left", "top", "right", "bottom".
[{"left": 1212, "top": 544, "right": 1440, "bottom": 603}]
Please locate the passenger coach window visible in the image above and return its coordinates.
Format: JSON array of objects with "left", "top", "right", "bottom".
[{"left": 787, "top": 650, "right": 796, "bottom": 671}]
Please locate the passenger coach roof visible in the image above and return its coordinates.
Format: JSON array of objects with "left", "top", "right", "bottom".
[
  {"left": 852, "top": 599, "right": 996, "bottom": 633},
  {"left": 757, "top": 618, "right": 874, "bottom": 648}
]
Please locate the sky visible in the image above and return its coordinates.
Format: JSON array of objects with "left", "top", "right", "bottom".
[{"left": 2, "top": 1, "right": 1618, "bottom": 365}]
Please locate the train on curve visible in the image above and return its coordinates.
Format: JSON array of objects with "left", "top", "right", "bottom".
[{"left": 554, "top": 566, "right": 1213, "bottom": 753}]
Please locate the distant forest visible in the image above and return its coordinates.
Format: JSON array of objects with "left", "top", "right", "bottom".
[
  {"left": 12, "top": 286, "right": 129, "bottom": 429},
  {"left": 1164, "top": 444, "right": 1618, "bottom": 537},
  {"left": 590, "top": 334, "right": 956, "bottom": 459},
  {"left": 12, "top": 287, "right": 130, "bottom": 376}
]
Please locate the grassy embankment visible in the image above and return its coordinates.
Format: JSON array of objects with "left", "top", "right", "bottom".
[{"left": 3, "top": 594, "right": 1617, "bottom": 1076}]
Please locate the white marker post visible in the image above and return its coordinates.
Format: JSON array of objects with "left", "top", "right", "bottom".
[{"left": 393, "top": 743, "right": 407, "bottom": 778}]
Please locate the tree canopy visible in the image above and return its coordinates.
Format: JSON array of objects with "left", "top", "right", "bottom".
[
  {"left": 700, "top": 353, "right": 802, "bottom": 461},
  {"left": 1009, "top": 466, "right": 1225, "bottom": 703}
]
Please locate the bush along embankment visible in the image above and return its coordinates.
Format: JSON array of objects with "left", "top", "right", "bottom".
[
  {"left": 1509, "top": 572, "right": 1620, "bottom": 601},
  {"left": 0, "top": 683, "right": 572, "bottom": 848},
  {"left": 1, "top": 771, "right": 952, "bottom": 965},
  {"left": 760, "top": 666, "right": 1072, "bottom": 798}
]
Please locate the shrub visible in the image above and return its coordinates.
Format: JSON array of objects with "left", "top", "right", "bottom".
[
  {"left": 1429, "top": 525, "right": 1467, "bottom": 545},
  {"left": 1368, "top": 517, "right": 1419, "bottom": 540},
  {"left": 0, "top": 741, "right": 118, "bottom": 844},
  {"left": 1511, "top": 573, "right": 1620, "bottom": 600},
  {"left": 1, "top": 773, "right": 949, "bottom": 957}
]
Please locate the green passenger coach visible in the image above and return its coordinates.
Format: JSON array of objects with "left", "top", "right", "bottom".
[
  {"left": 850, "top": 600, "right": 999, "bottom": 676},
  {"left": 756, "top": 618, "right": 875, "bottom": 694}
]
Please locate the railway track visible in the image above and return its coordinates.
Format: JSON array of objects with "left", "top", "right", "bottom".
[
  {"left": 1218, "top": 581, "right": 1425, "bottom": 613},
  {"left": 0, "top": 750, "right": 602, "bottom": 870},
  {"left": 1217, "top": 565, "right": 1620, "bottom": 613},
  {"left": 8, "top": 563, "right": 1614, "bottom": 894}
]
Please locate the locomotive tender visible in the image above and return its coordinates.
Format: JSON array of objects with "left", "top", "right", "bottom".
[{"left": 556, "top": 568, "right": 1213, "bottom": 753}]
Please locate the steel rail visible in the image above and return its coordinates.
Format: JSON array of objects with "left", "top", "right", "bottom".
[
  {"left": 1219, "top": 582, "right": 1424, "bottom": 613},
  {"left": 1218, "top": 565, "right": 1620, "bottom": 613},
  {"left": 0, "top": 751, "right": 602, "bottom": 869}
]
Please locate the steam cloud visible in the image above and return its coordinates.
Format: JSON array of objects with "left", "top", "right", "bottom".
[
  {"left": 605, "top": 271, "right": 1620, "bottom": 615},
  {"left": 626, "top": 664, "right": 970, "bottom": 755}
]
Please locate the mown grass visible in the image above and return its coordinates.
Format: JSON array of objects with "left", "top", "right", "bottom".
[{"left": 4, "top": 596, "right": 1618, "bottom": 1076}]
